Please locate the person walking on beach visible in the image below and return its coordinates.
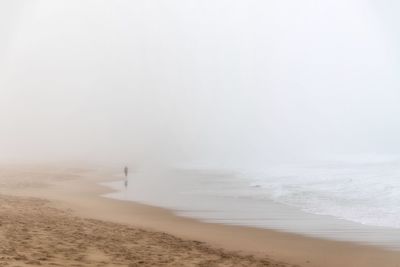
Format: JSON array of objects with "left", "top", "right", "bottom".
[
  {"left": 124, "top": 166, "right": 129, "bottom": 188},
  {"left": 124, "top": 166, "right": 129, "bottom": 178}
]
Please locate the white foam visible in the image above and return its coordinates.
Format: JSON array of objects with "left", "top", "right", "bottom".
[{"left": 233, "top": 155, "right": 400, "bottom": 228}]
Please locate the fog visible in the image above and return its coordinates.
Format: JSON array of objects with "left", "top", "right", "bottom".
[{"left": 1, "top": 0, "right": 400, "bottom": 166}]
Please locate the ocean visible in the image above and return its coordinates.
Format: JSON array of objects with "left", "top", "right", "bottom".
[{"left": 103, "top": 155, "right": 400, "bottom": 249}]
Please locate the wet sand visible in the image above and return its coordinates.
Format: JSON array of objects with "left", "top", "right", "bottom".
[
  {"left": 1, "top": 164, "right": 400, "bottom": 266},
  {"left": 103, "top": 168, "right": 400, "bottom": 250}
]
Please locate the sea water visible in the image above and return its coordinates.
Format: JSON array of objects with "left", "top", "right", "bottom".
[
  {"left": 238, "top": 157, "right": 400, "bottom": 229},
  {"left": 103, "top": 154, "right": 400, "bottom": 249}
]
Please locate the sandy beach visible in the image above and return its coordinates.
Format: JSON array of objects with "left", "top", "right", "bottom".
[
  {"left": 2, "top": 1, "right": 400, "bottom": 266},
  {"left": 1, "top": 164, "right": 400, "bottom": 267}
]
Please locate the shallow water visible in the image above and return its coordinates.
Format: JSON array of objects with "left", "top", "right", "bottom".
[{"left": 102, "top": 165, "right": 400, "bottom": 250}]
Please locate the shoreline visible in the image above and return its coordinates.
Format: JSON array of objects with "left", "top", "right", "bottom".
[
  {"left": 101, "top": 173, "right": 400, "bottom": 251},
  {"left": 1, "top": 164, "right": 400, "bottom": 266}
]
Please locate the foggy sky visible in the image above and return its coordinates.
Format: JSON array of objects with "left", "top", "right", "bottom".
[{"left": 1, "top": 0, "right": 400, "bottom": 166}]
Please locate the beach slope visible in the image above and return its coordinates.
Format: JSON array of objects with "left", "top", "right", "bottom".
[{"left": 0, "top": 164, "right": 400, "bottom": 267}]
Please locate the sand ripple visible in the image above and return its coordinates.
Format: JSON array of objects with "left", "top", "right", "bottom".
[{"left": 0, "top": 195, "right": 295, "bottom": 267}]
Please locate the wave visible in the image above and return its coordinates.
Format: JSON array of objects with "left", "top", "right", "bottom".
[{"left": 233, "top": 155, "right": 400, "bottom": 228}]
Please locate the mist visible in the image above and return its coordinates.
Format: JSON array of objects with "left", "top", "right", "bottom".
[{"left": 1, "top": 0, "right": 400, "bottom": 167}]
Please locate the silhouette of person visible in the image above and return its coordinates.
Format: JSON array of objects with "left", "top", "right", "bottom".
[
  {"left": 124, "top": 166, "right": 129, "bottom": 188},
  {"left": 124, "top": 166, "right": 129, "bottom": 178}
]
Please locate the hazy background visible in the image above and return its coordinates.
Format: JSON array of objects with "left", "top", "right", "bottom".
[{"left": 1, "top": 0, "right": 400, "bottom": 166}]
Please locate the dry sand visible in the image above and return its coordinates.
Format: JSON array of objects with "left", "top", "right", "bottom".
[
  {"left": 0, "top": 164, "right": 400, "bottom": 267},
  {"left": 0, "top": 195, "right": 293, "bottom": 267}
]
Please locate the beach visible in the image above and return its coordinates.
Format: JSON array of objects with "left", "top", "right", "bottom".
[{"left": 1, "top": 164, "right": 400, "bottom": 267}]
